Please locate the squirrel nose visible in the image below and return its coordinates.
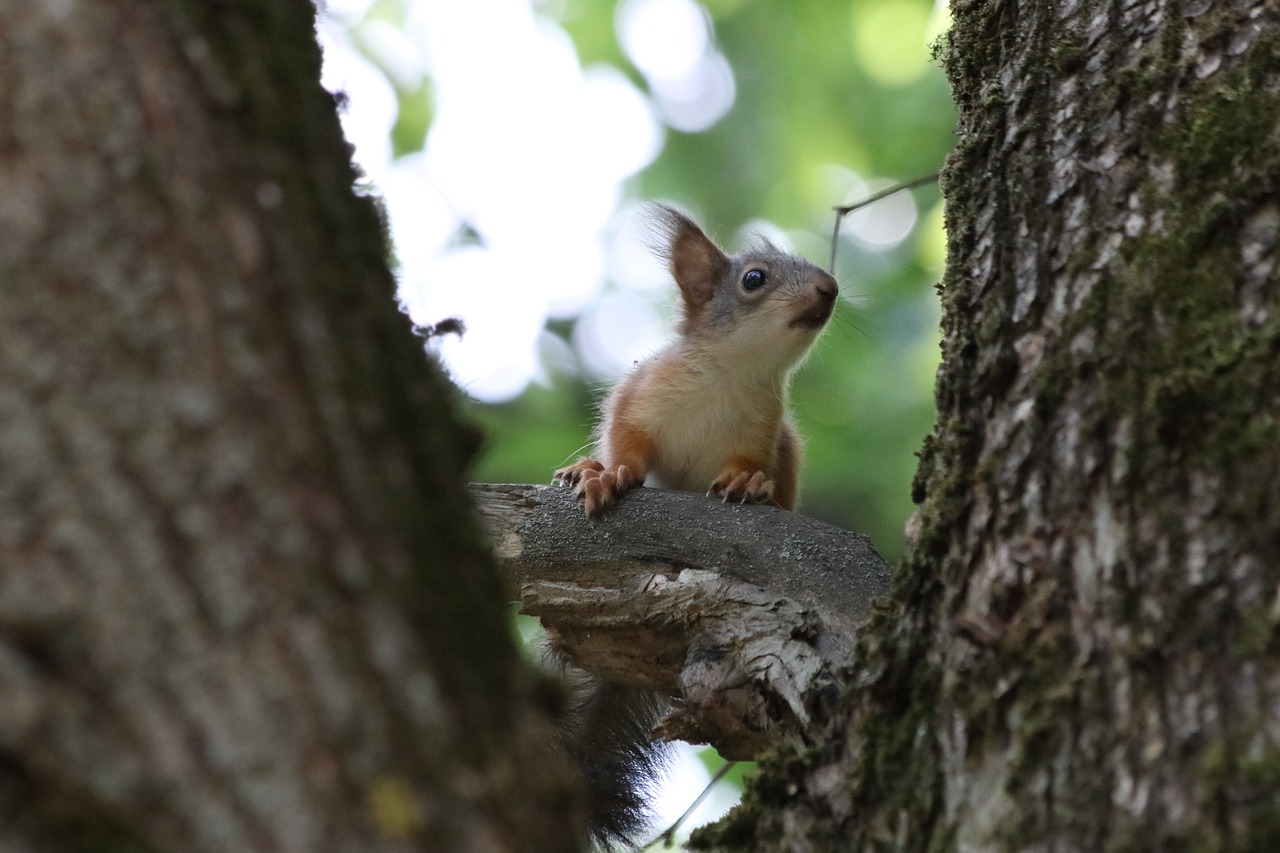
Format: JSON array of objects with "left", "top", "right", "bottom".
[{"left": 815, "top": 273, "right": 837, "bottom": 303}]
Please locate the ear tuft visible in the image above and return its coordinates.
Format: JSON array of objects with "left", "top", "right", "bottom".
[{"left": 648, "top": 204, "right": 729, "bottom": 324}]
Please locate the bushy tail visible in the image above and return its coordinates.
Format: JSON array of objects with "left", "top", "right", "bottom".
[{"left": 555, "top": 662, "right": 671, "bottom": 849}]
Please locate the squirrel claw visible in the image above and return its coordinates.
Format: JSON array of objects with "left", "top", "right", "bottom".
[
  {"left": 554, "top": 457, "right": 605, "bottom": 487},
  {"left": 579, "top": 476, "right": 614, "bottom": 517},
  {"left": 557, "top": 461, "right": 642, "bottom": 517},
  {"left": 708, "top": 470, "right": 775, "bottom": 506}
]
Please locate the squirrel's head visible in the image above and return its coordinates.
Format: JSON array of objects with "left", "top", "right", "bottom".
[{"left": 651, "top": 204, "right": 837, "bottom": 375}]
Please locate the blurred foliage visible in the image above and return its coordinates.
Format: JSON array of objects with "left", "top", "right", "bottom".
[
  {"left": 463, "top": 0, "right": 954, "bottom": 559},
  {"left": 336, "top": 0, "right": 955, "bottom": 840}
]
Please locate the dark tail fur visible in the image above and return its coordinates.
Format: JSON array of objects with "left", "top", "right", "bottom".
[{"left": 555, "top": 662, "right": 672, "bottom": 849}]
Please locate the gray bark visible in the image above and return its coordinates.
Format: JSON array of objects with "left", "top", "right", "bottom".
[
  {"left": 0, "top": 3, "right": 578, "bottom": 851},
  {"left": 697, "top": 1, "right": 1280, "bottom": 851},
  {"left": 472, "top": 483, "right": 891, "bottom": 759}
]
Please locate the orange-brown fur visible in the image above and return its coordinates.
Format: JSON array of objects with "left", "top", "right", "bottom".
[{"left": 555, "top": 205, "right": 835, "bottom": 517}]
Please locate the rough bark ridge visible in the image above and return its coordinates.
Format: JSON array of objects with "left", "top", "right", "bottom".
[
  {"left": 698, "top": 1, "right": 1280, "bottom": 850},
  {"left": 0, "top": 2, "right": 576, "bottom": 851}
]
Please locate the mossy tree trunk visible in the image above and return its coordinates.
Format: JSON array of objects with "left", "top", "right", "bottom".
[
  {"left": 699, "top": 2, "right": 1280, "bottom": 850},
  {"left": 0, "top": 3, "right": 579, "bottom": 851}
]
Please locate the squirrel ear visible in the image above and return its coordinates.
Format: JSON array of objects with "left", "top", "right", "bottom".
[{"left": 653, "top": 205, "right": 728, "bottom": 318}]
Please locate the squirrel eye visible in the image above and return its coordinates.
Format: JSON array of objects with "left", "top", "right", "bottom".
[{"left": 741, "top": 269, "right": 767, "bottom": 292}]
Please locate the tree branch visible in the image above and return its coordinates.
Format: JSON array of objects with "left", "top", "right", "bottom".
[{"left": 469, "top": 484, "right": 893, "bottom": 759}]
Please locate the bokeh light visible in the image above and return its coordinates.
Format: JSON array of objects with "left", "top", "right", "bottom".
[
  {"left": 851, "top": 0, "right": 933, "bottom": 86},
  {"left": 319, "top": 0, "right": 663, "bottom": 401},
  {"left": 617, "top": 0, "right": 737, "bottom": 132}
]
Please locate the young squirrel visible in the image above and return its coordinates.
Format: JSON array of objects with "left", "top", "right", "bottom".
[
  {"left": 555, "top": 204, "right": 837, "bottom": 516},
  {"left": 551, "top": 205, "right": 837, "bottom": 847}
]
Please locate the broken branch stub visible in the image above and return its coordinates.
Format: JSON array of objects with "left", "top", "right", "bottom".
[{"left": 469, "top": 483, "right": 892, "bottom": 759}]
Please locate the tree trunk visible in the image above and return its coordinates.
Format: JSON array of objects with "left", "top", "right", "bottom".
[
  {"left": 697, "top": 2, "right": 1280, "bottom": 850},
  {"left": 0, "top": 3, "right": 578, "bottom": 851}
]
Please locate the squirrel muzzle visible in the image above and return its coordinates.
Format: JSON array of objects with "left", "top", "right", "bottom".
[{"left": 789, "top": 274, "right": 838, "bottom": 330}]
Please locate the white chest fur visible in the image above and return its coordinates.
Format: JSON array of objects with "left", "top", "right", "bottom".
[{"left": 605, "top": 351, "right": 785, "bottom": 492}]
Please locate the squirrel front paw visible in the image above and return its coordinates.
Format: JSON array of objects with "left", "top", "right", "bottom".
[
  {"left": 553, "top": 457, "right": 604, "bottom": 487},
  {"left": 708, "top": 469, "right": 775, "bottom": 505},
  {"left": 554, "top": 459, "right": 643, "bottom": 517}
]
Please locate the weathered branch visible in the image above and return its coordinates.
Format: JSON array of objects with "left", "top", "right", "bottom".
[{"left": 469, "top": 484, "right": 892, "bottom": 759}]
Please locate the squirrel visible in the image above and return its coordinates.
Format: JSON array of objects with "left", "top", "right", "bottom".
[
  {"left": 550, "top": 204, "right": 837, "bottom": 847},
  {"left": 554, "top": 204, "right": 837, "bottom": 516}
]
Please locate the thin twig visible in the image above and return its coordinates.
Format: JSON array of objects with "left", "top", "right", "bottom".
[
  {"left": 828, "top": 170, "right": 941, "bottom": 273},
  {"left": 647, "top": 761, "right": 738, "bottom": 849}
]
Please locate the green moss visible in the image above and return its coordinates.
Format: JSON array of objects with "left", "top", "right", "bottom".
[
  {"left": 1050, "top": 30, "right": 1088, "bottom": 74},
  {"left": 1197, "top": 743, "right": 1280, "bottom": 852},
  {"left": 1230, "top": 601, "right": 1280, "bottom": 657},
  {"left": 1173, "top": 69, "right": 1280, "bottom": 192},
  {"left": 690, "top": 742, "right": 835, "bottom": 850},
  {"left": 849, "top": 647, "right": 945, "bottom": 826},
  {"left": 1031, "top": 17, "right": 1280, "bottom": 507}
]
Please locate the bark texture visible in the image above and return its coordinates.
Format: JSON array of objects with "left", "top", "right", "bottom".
[
  {"left": 0, "top": 3, "right": 577, "bottom": 851},
  {"left": 472, "top": 483, "right": 891, "bottom": 759},
  {"left": 698, "top": 1, "right": 1280, "bottom": 850}
]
